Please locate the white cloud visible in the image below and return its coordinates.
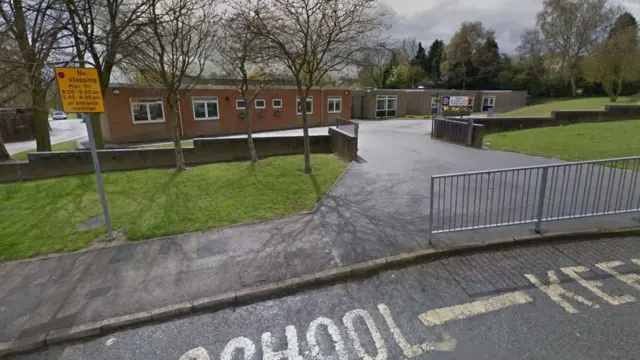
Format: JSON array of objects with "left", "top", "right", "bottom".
[{"left": 381, "top": 0, "right": 640, "bottom": 53}]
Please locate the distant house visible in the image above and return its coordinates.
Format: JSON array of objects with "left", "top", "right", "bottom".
[{"left": 100, "top": 84, "right": 352, "bottom": 143}]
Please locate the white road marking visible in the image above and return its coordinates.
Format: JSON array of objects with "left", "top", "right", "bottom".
[
  {"left": 220, "top": 337, "right": 255, "bottom": 360},
  {"left": 179, "top": 347, "right": 210, "bottom": 360},
  {"left": 343, "top": 309, "right": 388, "bottom": 360},
  {"left": 377, "top": 304, "right": 437, "bottom": 357},
  {"left": 561, "top": 266, "right": 635, "bottom": 305},
  {"left": 306, "top": 317, "right": 348, "bottom": 360},
  {"left": 418, "top": 291, "right": 532, "bottom": 327},
  {"left": 595, "top": 260, "right": 640, "bottom": 292},
  {"left": 525, "top": 270, "right": 599, "bottom": 314},
  {"left": 105, "top": 338, "right": 116, "bottom": 346},
  {"left": 261, "top": 325, "right": 303, "bottom": 360}
]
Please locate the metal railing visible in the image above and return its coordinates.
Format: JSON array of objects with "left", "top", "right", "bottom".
[
  {"left": 431, "top": 117, "right": 479, "bottom": 147},
  {"left": 429, "top": 156, "right": 640, "bottom": 239},
  {"left": 336, "top": 117, "right": 359, "bottom": 137}
]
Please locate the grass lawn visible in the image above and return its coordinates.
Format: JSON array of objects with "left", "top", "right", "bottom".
[
  {"left": 0, "top": 154, "right": 346, "bottom": 261},
  {"left": 501, "top": 97, "right": 636, "bottom": 117},
  {"left": 10, "top": 140, "right": 77, "bottom": 161},
  {"left": 484, "top": 119, "right": 640, "bottom": 161}
]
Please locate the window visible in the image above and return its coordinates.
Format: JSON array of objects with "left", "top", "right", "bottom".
[
  {"left": 467, "top": 96, "right": 475, "bottom": 110},
  {"left": 131, "top": 98, "right": 164, "bottom": 123},
  {"left": 192, "top": 97, "right": 219, "bottom": 120},
  {"left": 375, "top": 95, "right": 396, "bottom": 118},
  {"left": 272, "top": 99, "right": 283, "bottom": 109},
  {"left": 297, "top": 96, "right": 313, "bottom": 115},
  {"left": 328, "top": 96, "right": 342, "bottom": 113},
  {"left": 482, "top": 96, "right": 496, "bottom": 107},
  {"left": 255, "top": 99, "right": 266, "bottom": 109},
  {"left": 236, "top": 99, "right": 247, "bottom": 110}
]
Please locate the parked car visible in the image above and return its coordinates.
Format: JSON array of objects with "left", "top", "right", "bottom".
[{"left": 52, "top": 111, "right": 67, "bottom": 120}]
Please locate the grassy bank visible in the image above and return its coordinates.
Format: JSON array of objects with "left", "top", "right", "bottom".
[
  {"left": 484, "top": 120, "right": 640, "bottom": 161},
  {"left": 0, "top": 154, "right": 346, "bottom": 261},
  {"left": 501, "top": 97, "right": 636, "bottom": 117}
]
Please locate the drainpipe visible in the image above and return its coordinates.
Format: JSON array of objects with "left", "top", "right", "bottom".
[{"left": 321, "top": 87, "right": 324, "bottom": 125}]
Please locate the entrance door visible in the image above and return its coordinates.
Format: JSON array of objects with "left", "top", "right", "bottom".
[
  {"left": 482, "top": 96, "right": 496, "bottom": 112},
  {"left": 430, "top": 97, "right": 439, "bottom": 114}
]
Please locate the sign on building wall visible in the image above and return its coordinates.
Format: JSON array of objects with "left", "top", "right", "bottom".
[
  {"left": 54, "top": 67, "right": 104, "bottom": 113},
  {"left": 449, "top": 96, "right": 470, "bottom": 107}
]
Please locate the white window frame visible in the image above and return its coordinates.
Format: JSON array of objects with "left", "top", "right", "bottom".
[
  {"left": 236, "top": 99, "right": 247, "bottom": 110},
  {"left": 327, "top": 96, "right": 342, "bottom": 113},
  {"left": 297, "top": 96, "right": 313, "bottom": 115},
  {"left": 255, "top": 99, "right": 266, "bottom": 109},
  {"left": 191, "top": 96, "right": 219, "bottom": 121},
  {"left": 130, "top": 98, "right": 165, "bottom": 124},
  {"left": 482, "top": 96, "right": 496, "bottom": 107},
  {"left": 376, "top": 95, "right": 397, "bottom": 117},
  {"left": 272, "top": 99, "right": 283, "bottom": 109}
]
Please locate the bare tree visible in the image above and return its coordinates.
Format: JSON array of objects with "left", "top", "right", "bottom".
[
  {"left": 217, "top": 8, "right": 274, "bottom": 164},
  {"left": 536, "top": 0, "right": 619, "bottom": 96},
  {"left": 395, "top": 36, "right": 418, "bottom": 66},
  {"left": 63, "top": 0, "right": 153, "bottom": 148},
  {"left": 125, "top": 0, "right": 216, "bottom": 171},
  {"left": 0, "top": 0, "right": 71, "bottom": 151},
  {"left": 516, "top": 28, "right": 546, "bottom": 60},
  {"left": 357, "top": 45, "right": 392, "bottom": 88},
  {"left": 249, "top": 0, "right": 388, "bottom": 173}
]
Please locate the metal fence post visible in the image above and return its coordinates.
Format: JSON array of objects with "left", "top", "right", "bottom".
[
  {"left": 84, "top": 113, "right": 113, "bottom": 239},
  {"left": 466, "top": 118, "right": 474, "bottom": 146},
  {"left": 535, "top": 167, "right": 549, "bottom": 233},
  {"left": 429, "top": 176, "right": 435, "bottom": 245}
]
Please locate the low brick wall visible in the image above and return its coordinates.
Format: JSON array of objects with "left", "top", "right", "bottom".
[
  {"left": 474, "top": 104, "right": 640, "bottom": 134},
  {"left": 0, "top": 133, "right": 355, "bottom": 183},
  {"left": 329, "top": 127, "right": 358, "bottom": 161}
]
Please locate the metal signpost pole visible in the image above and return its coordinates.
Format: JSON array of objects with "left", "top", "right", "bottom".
[{"left": 83, "top": 113, "right": 113, "bottom": 238}]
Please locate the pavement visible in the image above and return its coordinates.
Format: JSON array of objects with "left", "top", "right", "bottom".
[
  {"left": 12, "top": 235, "right": 640, "bottom": 359},
  {"left": 1, "top": 120, "right": 639, "bottom": 349},
  {"left": 5, "top": 119, "right": 87, "bottom": 155}
]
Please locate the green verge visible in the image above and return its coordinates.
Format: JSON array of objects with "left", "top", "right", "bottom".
[
  {"left": 484, "top": 119, "right": 640, "bottom": 161},
  {"left": 10, "top": 140, "right": 77, "bottom": 161},
  {"left": 500, "top": 97, "right": 635, "bottom": 117},
  {"left": 0, "top": 154, "right": 346, "bottom": 261}
]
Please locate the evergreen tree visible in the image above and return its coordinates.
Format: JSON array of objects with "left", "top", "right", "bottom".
[
  {"left": 425, "top": 39, "right": 445, "bottom": 84},
  {"left": 412, "top": 42, "right": 428, "bottom": 72}
]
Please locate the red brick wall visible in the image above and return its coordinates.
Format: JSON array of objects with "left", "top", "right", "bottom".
[{"left": 102, "top": 86, "right": 352, "bottom": 143}]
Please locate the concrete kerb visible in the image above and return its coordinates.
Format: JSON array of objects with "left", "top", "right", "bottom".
[{"left": 2, "top": 226, "right": 640, "bottom": 358}]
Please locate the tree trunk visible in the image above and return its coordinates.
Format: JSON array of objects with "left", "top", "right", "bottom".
[
  {"left": 246, "top": 106, "right": 258, "bottom": 163},
  {"left": 0, "top": 131, "right": 9, "bottom": 161},
  {"left": 90, "top": 113, "right": 104, "bottom": 149},
  {"left": 32, "top": 88, "right": 51, "bottom": 152},
  {"left": 614, "top": 77, "right": 623, "bottom": 102},
  {"left": 300, "top": 93, "right": 312, "bottom": 174},
  {"left": 169, "top": 94, "right": 185, "bottom": 171}
]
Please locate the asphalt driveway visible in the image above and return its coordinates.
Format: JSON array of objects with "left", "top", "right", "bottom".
[{"left": 315, "top": 120, "right": 640, "bottom": 264}]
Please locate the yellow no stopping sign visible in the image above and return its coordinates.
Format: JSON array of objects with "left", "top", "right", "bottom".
[{"left": 55, "top": 67, "right": 105, "bottom": 113}]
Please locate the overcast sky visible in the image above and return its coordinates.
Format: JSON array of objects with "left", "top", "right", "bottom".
[{"left": 381, "top": 0, "right": 640, "bottom": 54}]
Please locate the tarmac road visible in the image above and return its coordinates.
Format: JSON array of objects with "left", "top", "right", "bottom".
[{"left": 13, "top": 235, "right": 640, "bottom": 360}]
